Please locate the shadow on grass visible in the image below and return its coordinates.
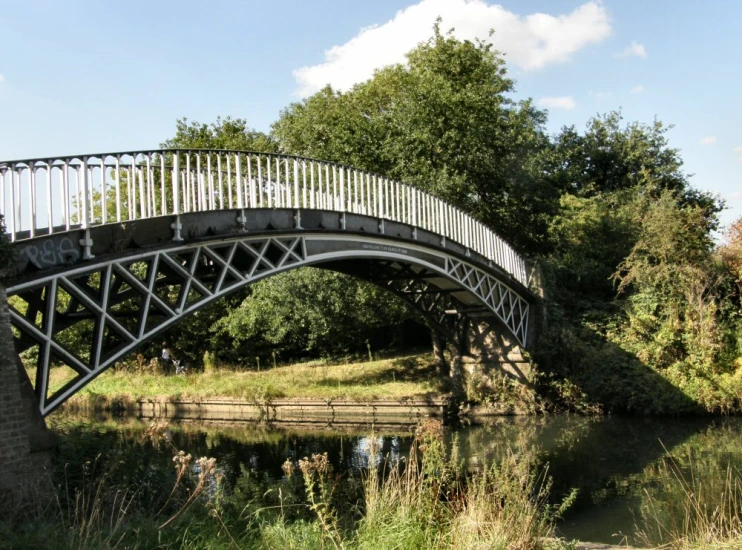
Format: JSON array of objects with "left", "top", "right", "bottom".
[{"left": 313, "top": 355, "right": 451, "bottom": 394}]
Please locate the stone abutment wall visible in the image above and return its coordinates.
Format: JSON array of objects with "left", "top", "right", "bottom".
[{"left": 0, "top": 284, "right": 54, "bottom": 512}]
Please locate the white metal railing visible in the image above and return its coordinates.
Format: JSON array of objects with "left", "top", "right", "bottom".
[{"left": 0, "top": 149, "right": 528, "bottom": 286}]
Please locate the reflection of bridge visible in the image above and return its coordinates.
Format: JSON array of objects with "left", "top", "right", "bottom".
[{"left": 0, "top": 150, "right": 539, "bottom": 415}]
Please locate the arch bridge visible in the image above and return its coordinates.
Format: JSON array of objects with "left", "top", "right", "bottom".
[{"left": 0, "top": 150, "right": 540, "bottom": 416}]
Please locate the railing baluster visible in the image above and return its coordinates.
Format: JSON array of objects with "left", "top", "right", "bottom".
[
  {"left": 226, "top": 154, "right": 233, "bottom": 209},
  {"left": 10, "top": 166, "right": 17, "bottom": 240},
  {"left": 160, "top": 154, "right": 166, "bottom": 216},
  {"left": 45, "top": 164, "right": 53, "bottom": 233},
  {"left": 276, "top": 157, "right": 283, "bottom": 208},
  {"left": 339, "top": 166, "right": 345, "bottom": 212},
  {"left": 267, "top": 156, "right": 273, "bottom": 208},
  {"left": 196, "top": 153, "right": 203, "bottom": 211},
  {"left": 80, "top": 158, "right": 89, "bottom": 230},
  {"left": 331, "top": 165, "right": 337, "bottom": 211},
  {"left": 207, "top": 153, "right": 214, "bottom": 211},
  {"left": 302, "top": 160, "right": 307, "bottom": 209},
  {"left": 29, "top": 164, "right": 37, "bottom": 237},
  {"left": 217, "top": 154, "right": 224, "bottom": 210},
  {"left": 236, "top": 153, "right": 243, "bottom": 209},
  {"left": 293, "top": 158, "right": 299, "bottom": 209},
  {"left": 146, "top": 155, "right": 153, "bottom": 218},
  {"left": 309, "top": 161, "right": 315, "bottom": 209},
  {"left": 172, "top": 154, "right": 180, "bottom": 215},
  {"left": 138, "top": 163, "right": 146, "bottom": 218},
  {"left": 184, "top": 154, "right": 191, "bottom": 214},
  {"left": 247, "top": 154, "right": 254, "bottom": 208}
]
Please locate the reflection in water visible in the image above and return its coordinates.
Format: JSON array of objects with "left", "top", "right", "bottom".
[{"left": 52, "top": 414, "right": 741, "bottom": 545}]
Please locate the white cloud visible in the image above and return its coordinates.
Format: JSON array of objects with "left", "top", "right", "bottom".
[
  {"left": 615, "top": 41, "right": 647, "bottom": 59},
  {"left": 728, "top": 191, "right": 742, "bottom": 200},
  {"left": 700, "top": 136, "right": 717, "bottom": 145},
  {"left": 630, "top": 84, "right": 644, "bottom": 94},
  {"left": 734, "top": 146, "right": 742, "bottom": 153},
  {"left": 0, "top": 74, "right": 5, "bottom": 84},
  {"left": 293, "top": 0, "right": 611, "bottom": 97},
  {"left": 538, "top": 96, "right": 576, "bottom": 110}
]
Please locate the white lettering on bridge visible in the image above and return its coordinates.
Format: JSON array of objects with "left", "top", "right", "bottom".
[{"left": 361, "top": 243, "right": 409, "bottom": 255}]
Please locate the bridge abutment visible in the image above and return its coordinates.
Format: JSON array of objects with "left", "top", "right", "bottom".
[
  {"left": 444, "top": 297, "right": 542, "bottom": 404},
  {"left": 462, "top": 321, "right": 532, "bottom": 382},
  {"left": 0, "top": 284, "right": 54, "bottom": 512}
]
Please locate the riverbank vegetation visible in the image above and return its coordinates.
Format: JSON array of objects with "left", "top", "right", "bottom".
[
  {"left": 0, "top": 420, "right": 577, "bottom": 549},
  {"left": 9, "top": 416, "right": 742, "bottom": 548}
]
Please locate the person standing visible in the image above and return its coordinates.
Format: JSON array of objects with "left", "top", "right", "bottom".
[{"left": 161, "top": 341, "right": 176, "bottom": 375}]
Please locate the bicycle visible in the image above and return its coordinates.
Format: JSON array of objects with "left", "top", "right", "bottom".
[{"left": 173, "top": 359, "right": 186, "bottom": 375}]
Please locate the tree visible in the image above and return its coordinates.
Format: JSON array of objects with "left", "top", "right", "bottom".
[
  {"left": 272, "top": 25, "right": 555, "bottom": 254},
  {"left": 613, "top": 190, "right": 723, "bottom": 371},
  {"left": 161, "top": 117, "right": 278, "bottom": 153},
  {"left": 545, "top": 111, "right": 721, "bottom": 233},
  {"left": 720, "top": 217, "right": 742, "bottom": 298},
  {"left": 212, "top": 268, "right": 415, "bottom": 359}
]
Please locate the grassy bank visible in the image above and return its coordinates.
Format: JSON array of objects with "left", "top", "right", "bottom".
[{"left": 41, "top": 353, "right": 446, "bottom": 411}]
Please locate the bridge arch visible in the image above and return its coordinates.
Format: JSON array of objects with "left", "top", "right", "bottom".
[{"left": 1, "top": 150, "right": 539, "bottom": 416}]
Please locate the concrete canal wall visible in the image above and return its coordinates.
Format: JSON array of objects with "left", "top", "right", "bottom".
[{"left": 136, "top": 396, "right": 449, "bottom": 425}]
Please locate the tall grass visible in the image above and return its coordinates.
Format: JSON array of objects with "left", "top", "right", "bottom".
[
  {"left": 285, "top": 419, "right": 576, "bottom": 549},
  {"left": 1, "top": 420, "right": 576, "bottom": 549},
  {"left": 638, "top": 450, "right": 742, "bottom": 549}
]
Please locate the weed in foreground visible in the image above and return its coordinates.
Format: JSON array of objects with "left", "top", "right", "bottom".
[
  {"left": 2, "top": 419, "right": 578, "bottom": 549},
  {"left": 279, "top": 418, "right": 577, "bottom": 549},
  {"left": 638, "top": 447, "right": 742, "bottom": 549}
]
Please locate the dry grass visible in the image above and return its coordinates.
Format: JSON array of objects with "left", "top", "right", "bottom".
[
  {"left": 32, "top": 353, "right": 444, "bottom": 409},
  {"left": 638, "top": 450, "right": 742, "bottom": 549}
]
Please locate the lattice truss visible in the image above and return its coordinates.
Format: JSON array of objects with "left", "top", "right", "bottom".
[
  {"left": 365, "top": 261, "right": 466, "bottom": 339},
  {"left": 8, "top": 236, "right": 307, "bottom": 415},
  {"left": 445, "top": 258, "right": 529, "bottom": 346},
  {"left": 361, "top": 257, "right": 528, "bottom": 346},
  {"left": 7, "top": 234, "right": 529, "bottom": 416}
]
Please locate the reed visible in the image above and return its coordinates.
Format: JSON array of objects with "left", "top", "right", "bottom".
[{"left": 638, "top": 450, "right": 742, "bottom": 549}]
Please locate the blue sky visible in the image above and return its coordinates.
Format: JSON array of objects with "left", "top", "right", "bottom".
[{"left": 1, "top": 0, "right": 740, "bottom": 229}]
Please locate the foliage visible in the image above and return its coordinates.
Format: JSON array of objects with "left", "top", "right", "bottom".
[
  {"left": 161, "top": 116, "right": 278, "bottom": 153},
  {"left": 352, "top": 419, "right": 575, "bottom": 549},
  {"left": 720, "top": 217, "right": 742, "bottom": 298},
  {"left": 0, "top": 420, "right": 577, "bottom": 549},
  {"left": 546, "top": 191, "right": 637, "bottom": 298},
  {"left": 535, "top": 115, "right": 738, "bottom": 414},
  {"left": 213, "top": 267, "right": 416, "bottom": 359},
  {"left": 273, "top": 24, "right": 553, "bottom": 254}
]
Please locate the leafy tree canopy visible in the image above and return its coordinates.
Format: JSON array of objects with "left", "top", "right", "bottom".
[
  {"left": 161, "top": 116, "right": 278, "bottom": 153},
  {"left": 273, "top": 25, "right": 553, "bottom": 253}
]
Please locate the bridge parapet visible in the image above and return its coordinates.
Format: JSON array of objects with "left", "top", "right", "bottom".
[{"left": 0, "top": 150, "right": 529, "bottom": 287}]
